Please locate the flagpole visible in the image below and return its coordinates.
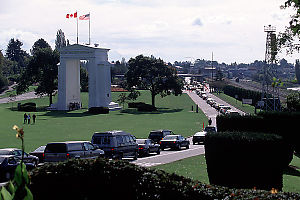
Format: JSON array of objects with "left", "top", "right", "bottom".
[
  {"left": 77, "top": 11, "right": 79, "bottom": 44},
  {"left": 89, "top": 12, "right": 91, "bottom": 45}
]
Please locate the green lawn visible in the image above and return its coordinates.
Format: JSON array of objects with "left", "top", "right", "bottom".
[
  {"left": 153, "top": 154, "right": 300, "bottom": 193},
  {"left": 0, "top": 91, "right": 208, "bottom": 152}
]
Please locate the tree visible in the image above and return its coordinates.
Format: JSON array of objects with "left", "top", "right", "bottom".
[
  {"left": 125, "top": 55, "right": 183, "bottom": 107},
  {"left": 80, "top": 66, "right": 89, "bottom": 92},
  {"left": 30, "top": 38, "right": 51, "bottom": 56},
  {"left": 55, "top": 29, "right": 67, "bottom": 50},
  {"left": 278, "top": 1, "right": 300, "bottom": 54},
  {"left": 296, "top": 59, "right": 300, "bottom": 83},
  {"left": 17, "top": 40, "right": 59, "bottom": 106},
  {"left": 5, "top": 38, "right": 28, "bottom": 72}
]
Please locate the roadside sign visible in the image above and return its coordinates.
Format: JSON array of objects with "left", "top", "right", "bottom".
[{"left": 242, "top": 99, "right": 252, "bottom": 105}]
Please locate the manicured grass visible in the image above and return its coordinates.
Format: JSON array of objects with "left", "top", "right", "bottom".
[
  {"left": 0, "top": 90, "right": 208, "bottom": 152},
  {"left": 213, "top": 92, "right": 258, "bottom": 114},
  {"left": 153, "top": 154, "right": 300, "bottom": 193}
]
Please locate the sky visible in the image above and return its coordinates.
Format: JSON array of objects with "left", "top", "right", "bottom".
[{"left": 0, "top": 0, "right": 297, "bottom": 64}]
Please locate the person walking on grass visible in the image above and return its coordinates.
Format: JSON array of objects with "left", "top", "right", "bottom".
[
  {"left": 27, "top": 114, "right": 31, "bottom": 124},
  {"left": 32, "top": 114, "right": 36, "bottom": 124},
  {"left": 24, "top": 113, "right": 27, "bottom": 124}
]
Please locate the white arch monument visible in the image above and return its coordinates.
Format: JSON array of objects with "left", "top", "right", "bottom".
[{"left": 53, "top": 44, "right": 116, "bottom": 111}]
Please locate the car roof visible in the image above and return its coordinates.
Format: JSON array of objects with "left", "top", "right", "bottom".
[
  {"left": 47, "top": 141, "right": 90, "bottom": 144},
  {"left": 150, "top": 129, "right": 172, "bottom": 133},
  {"left": 165, "top": 134, "right": 181, "bottom": 137},
  {"left": 93, "top": 130, "right": 131, "bottom": 136},
  {"left": 0, "top": 148, "right": 19, "bottom": 151}
]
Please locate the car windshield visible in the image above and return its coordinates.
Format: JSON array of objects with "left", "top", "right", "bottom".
[
  {"left": 0, "top": 150, "right": 12, "bottom": 155},
  {"left": 136, "top": 139, "right": 147, "bottom": 144},
  {"left": 163, "top": 136, "right": 178, "bottom": 140},
  {"left": 33, "top": 146, "right": 46, "bottom": 152}
]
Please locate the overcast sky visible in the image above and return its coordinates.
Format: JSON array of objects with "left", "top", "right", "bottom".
[{"left": 0, "top": 0, "right": 297, "bottom": 64}]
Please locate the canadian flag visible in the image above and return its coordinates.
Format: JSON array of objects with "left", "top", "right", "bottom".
[{"left": 66, "top": 12, "right": 77, "bottom": 18}]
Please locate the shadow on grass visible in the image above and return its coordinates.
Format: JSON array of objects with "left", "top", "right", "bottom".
[
  {"left": 119, "top": 107, "right": 183, "bottom": 115},
  {"left": 284, "top": 165, "right": 300, "bottom": 177}
]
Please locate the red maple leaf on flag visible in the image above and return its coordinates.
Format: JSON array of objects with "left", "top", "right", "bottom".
[{"left": 66, "top": 12, "right": 77, "bottom": 19}]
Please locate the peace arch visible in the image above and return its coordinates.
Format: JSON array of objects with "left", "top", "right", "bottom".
[{"left": 52, "top": 44, "right": 118, "bottom": 111}]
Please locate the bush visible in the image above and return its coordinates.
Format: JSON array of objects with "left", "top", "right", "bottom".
[
  {"left": 216, "top": 112, "right": 300, "bottom": 155},
  {"left": 205, "top": 132, "right": 292, "bottom": 191},
  {"left": 29, "top": 158, "right": 300, "bottom": 200},
  {"left": 128, "top": 102, "right": 146, "bottom": 108},
  {"left": 18, "top": 102, "right": 37, "bottom": 112},
  {"left": 137, "top": 103, "right": 157, "bottom": 112},
  {"left": 88, "top": 107, "right": 109, "bottom": 114}
]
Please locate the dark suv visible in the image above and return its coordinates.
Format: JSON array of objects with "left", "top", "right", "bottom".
[
  {"left": 148, "top": 130, "right": 174, "bottom": 143},
  {"left": 44, "top": 141, "right": 104, "bottom": 162},
  {"left": 92, "top": 130, "right": 139, "bottom": 160}
]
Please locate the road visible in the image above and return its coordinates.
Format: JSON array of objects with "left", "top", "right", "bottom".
[{"left": 132, "top": 137, "right": 205, "bottom": 167}]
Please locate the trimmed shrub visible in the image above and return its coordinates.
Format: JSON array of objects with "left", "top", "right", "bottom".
[
  {"left": 205, "top": 132, "right": 291, "bottom": 191},
  {"left": 29, "top": 158, "right": 300, "bottom": 200},
  {"left": 137, "top": 103, "right": 157, "bottom": 112},
  {"left": 216, "top": 112, "right": 300, "bottom": 155},
  {"left": 223, "top": 85, "right": 262, "bottom": 106},
  {"left": 128, "top": 102, "right": 146, "bottom": 108},
  {"left": 88, "top": 107, "right": 109, "bottom": 114},
  {"left": 18, "top": 102, "right": 37, "bottom": 112}
]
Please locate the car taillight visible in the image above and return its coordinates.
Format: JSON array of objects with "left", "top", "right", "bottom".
[
  {"left": 139, "top": 147, "right": 143, "bottom": 150},
  {"left": 173, "top": 141, "right": 176, "bottom": 143},
  {"left": 66, "top": 153, "right": 70, "bottom": 158},
  {"left": 42, "top": 153, "right": 44, "bottom": 158},
  {"left": 111, "top": 148, "right": 114, "bottom": 151}
]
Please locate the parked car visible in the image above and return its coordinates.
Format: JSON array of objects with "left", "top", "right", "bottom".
[
  {"left": 225, "top": 110, "right": 240, "bottom": 116},
  {"left": 192, "top": 131, "right": 206, "bottom": 145},
  {"left": 44, "top": 141, "right": 104, "bottom": 162},
  {"left": 136, "top": 139, "right": 160, "bottom": 156},
  {"left": 0, "top": 155, "right": 36, "bottom": 182},
  {"left": 219, "top": 105, "right": 231, "bottom": 114},
  {"left": 92, "top": 131, "right": 138, "bottom": 160},
  {"left": 160, "top": 135, "right": 190, "bottom": 150},
  {"left": 148, "top": 129, "right": 174, "bottom": 144},
  {"left": 0, "top": 148, "right": 39, "bottom": 166},
  {"left": 29, "top": 145, "right": 46, "bottom": 163}
]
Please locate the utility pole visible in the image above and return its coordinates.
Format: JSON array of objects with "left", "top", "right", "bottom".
[{"left": 262, "top": 25, "right": 280, "bottom": 111}]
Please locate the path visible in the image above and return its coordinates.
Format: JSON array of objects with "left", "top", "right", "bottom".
[{"left": 0, "top": 91, "right": 41, "bottom": 104}]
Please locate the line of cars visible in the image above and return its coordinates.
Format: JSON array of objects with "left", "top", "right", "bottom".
[
  {"left": 0, "top": 130, "right": 190, "bottom": 182},
  {"left": 196, "top": 90, "right": 240, "bottom": 116}
]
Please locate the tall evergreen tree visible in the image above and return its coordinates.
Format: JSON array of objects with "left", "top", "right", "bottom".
[
  {"left": 295, "top": 59, "right": 300, "bottom": 84},
  {"left": 55, "top": 29, "right": 67, "bottom": 50},
  {"left": 5, "top": 38, "right": 28, "bottom": 72}
]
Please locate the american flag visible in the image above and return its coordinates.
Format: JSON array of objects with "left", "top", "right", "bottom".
[{"left": 79, "top": 14, "right": 90, "bottom": 20}]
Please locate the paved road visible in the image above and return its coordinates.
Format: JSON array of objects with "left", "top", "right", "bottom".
[
  {"left": 133, "top": 137, "right": 205, "bottom": 167},
  {"left": 0, "top": 91, "right": 41, "bottom": 104}
]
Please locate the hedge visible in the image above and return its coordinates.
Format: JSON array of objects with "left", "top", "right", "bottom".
[
  {"left": 18, "top": 102, "right": 37, "bottom": 112},
  {"left": 223, "top": 85, "right": 262, "bottom": 106},
  {"left": 205, "top": 132, "right": 293, "bottom": 191},
  {"left": 216, "top": 112, "right": 300, "bottom": 153},
  {"left": 88, "top": 107, "right": 109, "bottom": 114},
  {"left": 29, "top": 158, "right": 300, "bottom": 200}
]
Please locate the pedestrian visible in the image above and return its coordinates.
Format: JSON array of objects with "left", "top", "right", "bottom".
[
  {"left": 24, "top": 113, "right": 27, "bottom": 124},
  {"left": 32, "top": 114, "right": 36, "bottom": 124},
  {"left": 27, "top": 114, "right": 31, "bottom": 124},
  {"left": 208, "top": 118, "right": 212, "bottom": 126}
]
